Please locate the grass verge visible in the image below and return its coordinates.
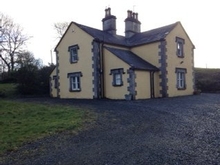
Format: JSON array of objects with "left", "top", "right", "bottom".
[{"left": 0, "top": 100, "right": 95, "bottom": 154}]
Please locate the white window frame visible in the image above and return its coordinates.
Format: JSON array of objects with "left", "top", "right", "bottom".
[
  {"left": 114, "top": 73, "right": 122, "bottom": 86},
  {"left": 67, "top": 72, "right": 82, "bottom": 92},
  {"left": 110, "top": 68, "right": 124, "bottom": 86},
  {"left": 176, "top": 68, "right": 186, "bottom": 90},
  {"left": 176, "top": 37, "right": 185, "bottom": 58},
  {"left": 68, "top": 45, "right": 79, "bottom": 63}
]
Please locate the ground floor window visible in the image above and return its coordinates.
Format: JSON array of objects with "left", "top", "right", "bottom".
[
  {"left": 53, "top": 76, "right": 58, "bottom": 88},
  {"left": 110, "top": 68, "right": 124, "bottom": 86},
  {"left": 67, "top": 72, "right": 82, "bottom": 92},
  {"left": 176, "top": 68, "right": 187, "bottom": 90}
]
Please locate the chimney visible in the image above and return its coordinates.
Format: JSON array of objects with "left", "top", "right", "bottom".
[
  {"left": 125, "top": 10, "right": 141, "bottom": 38},
  {"left": 102, "top": 8, "right": 117, "bottom": 35}
]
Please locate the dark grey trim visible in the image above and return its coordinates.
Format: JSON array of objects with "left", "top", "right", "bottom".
[
  {"left": 67, "top": 72, "right": 83, "bottom": 78},
  {"left": 191, "top": 48, "right": 195, "bottom": 90},
  {"left": 126, "top": 69, "right": 137, "bottom": 100},
  {"left": 110, "top": 68, "right": 125, "bottom": 86},
  {"left": 158, "top": 41, "right": 168, "bottom": 97},
  {"left": 176, "top": 37, "right": 185, "bottom": 58},
  {"left": 53, "top": 75, "right": 58, "bottom": 89},
  {"left": 68, "top": 44, "right": 79, "bottom": 63},
  {"left": 175, "top": 68, "right": 187, "bottom": 90},
  {"left": 91, "top": 41, "right": 102, "bottom": 99},
  {"left": 55, "top": 51, "right": 60, "bottom": 98},
  {"left": 67, "top": 72, "right": 82, "bottom": 92},
  {"left": 150, "top": 71, "right": 155, "bottom": 98}
]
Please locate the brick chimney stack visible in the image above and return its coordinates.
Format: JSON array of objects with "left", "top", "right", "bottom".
[
  {"left": 125, "top": 10, "right": 141, "bottom": 38},
  {"left": 102, "top": 8, "right": 117, "bottom": 35}
]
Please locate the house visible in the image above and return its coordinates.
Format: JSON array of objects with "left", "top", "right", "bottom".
[{"left": 50, "top": 8, "right": 195, "bottom": 100}]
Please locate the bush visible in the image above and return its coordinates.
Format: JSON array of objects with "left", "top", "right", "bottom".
[
  {"left": 195, "top": 68, "right": 220, "bottom": 93},
  {"left": 15, "top": 64, "right": 55, "bottom": 96}
]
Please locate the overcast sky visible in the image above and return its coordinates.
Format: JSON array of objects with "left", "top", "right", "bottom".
[{"left": 1, "top": 0, "right": 220, "bottom": 68}]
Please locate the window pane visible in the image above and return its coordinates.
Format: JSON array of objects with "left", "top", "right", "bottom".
[
  {"left": 177, "top": 72, "right": 185, "bottom": 88},
  {"left": 70, "top": 76, "right": 79, "bottom": 90},
  {"left": 71, "top": 48, "right": 78, "bottom": 62},
  {"left": 177, "top": 42, "right": 183, "bottom": 56},
  {"left": 115, "top": 74, "right": 121, "bottom": 85}
]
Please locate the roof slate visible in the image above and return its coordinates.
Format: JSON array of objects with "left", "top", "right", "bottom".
[
  {"left": 105, "top": 47, "right": 159, "bottom": 71},
  {"left": 74, "top": 21, "right": 178, "bottom": 47}
]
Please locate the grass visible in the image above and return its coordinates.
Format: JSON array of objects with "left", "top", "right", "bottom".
[
  {"left": 0, "top": 100, "right": 95, "bottom": 154},
  {"left": 0, "top": 83, "right": 17, "bottom": 98}
]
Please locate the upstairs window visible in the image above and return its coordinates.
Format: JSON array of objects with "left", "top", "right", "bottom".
[
  {"left": 110, "top": 68, "right": 124, "bottom": 86},
  {"left": 68, "top": 45, "right": 79, "bottom": 63},
  {"left": 176, "top": 37, "right": 185, "bottom": 57},
  {"left": 67, "top": 72, "right": 82, "bottom": 92},
  {"left": 176, "top": 68, "right": 187, "bottom": 90}
]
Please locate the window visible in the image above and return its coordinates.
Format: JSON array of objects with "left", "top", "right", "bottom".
[
  {"left": 176, "top": 37, "right": 185, "bottom": 57},
  {"left": 68, "top": 45, "right": 79, "bottom": 63},
  {"left": 110, "top": 68, "right": 124, "bottom": 86},
  {"left": 176, "top": 68, "right": 187, "bottom": 90},
  {"left": 67, "top": 72, "right": 82, "bottom": 92},
  {"left": 53, "top": 76, "right": 58, "bottom": 88}
]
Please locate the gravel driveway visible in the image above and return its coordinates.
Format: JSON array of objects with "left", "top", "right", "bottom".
[{"left": 1, "top": 93, "right": 220, "bottom": 165}]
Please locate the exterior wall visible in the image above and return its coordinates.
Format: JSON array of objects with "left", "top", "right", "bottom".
[
  {"left": 56, "top": 23, "right": 94, "bottom": 99},
  {"left": 154, "top": 72, "right": 160, "bottom": 97},
  {"left": 135, "top": 70, "right": 151, "bottom": 99},
  {"left": 103, "top": 47, "right": 130, "bottom": 99},
  {"left": 131, "top": 42, "right": 160, "bottom": 68},
  {"left": 50, "top": 68, "right": 57, "bottom": 97},
  {"left": 165, "top": 23, "right": 194, "bottom": 97},
  {"left": 131, "top": 43, "right": 161, "bottom": 98}
]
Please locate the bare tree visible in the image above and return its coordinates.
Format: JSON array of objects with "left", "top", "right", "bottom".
[
  {"left": 54, "top": 22, "right": 69, "bottom": 39},
  {"left": 16, "top": 51, "right": 42, "bottom": 69},
  {"left": 0, "top": 12, "right": 31, "bottom": 72}
]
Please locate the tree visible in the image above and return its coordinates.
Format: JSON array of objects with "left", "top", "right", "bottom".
[
  {"left": 0, "top": 12, "right": 31, "bottom": 72},
  {"left": 54, "top": 22, "right": 69, "bottom": 39},
  {"left": 15, "top": 51, "right": 42, "bottom": 69}
]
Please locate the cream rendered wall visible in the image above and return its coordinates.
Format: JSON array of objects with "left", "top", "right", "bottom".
[
  {"left": 50, "top": 68, "right": 57, "bottom": 97},
  {"left": 56, "top": 23, "right": 94, "bottom": 99},
  {"left": 131, "top": 43, "right": 161, "bottom": 98},
  {"left": 154, "top": 72, "right": 160, "bottom": 97},
  {"left": 103, "top": 47, "right": 130, "bottom": 99},
  {"left": 135, "top": 70, "right": 151, "bottom": 99},
  {"left": 131, "top": 43, "right": 160, "bottom": 67},
  {"left": 166, "top": 23, "right": 194, "bottom": 97}
]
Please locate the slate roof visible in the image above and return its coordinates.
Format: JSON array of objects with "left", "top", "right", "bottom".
[
  {"left": 105, "top": 47, "right": 159, "bottom": 71},
  {"left": 74, "top": 21, "right": 178, "bottom": 47}
]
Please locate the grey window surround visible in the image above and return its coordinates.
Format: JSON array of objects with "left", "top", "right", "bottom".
[
  {"left": 175, "top": 68, "right": 187, "bottom": 90},
  {"left": 176, "top": 37, "right": 185, "bottom": 58},
  {"left": 110, "top": 68, "right": 125, "bottom": 86},
  {"left": 67, "top": 72, "right": 82, "bottom": 92},
  {"left": 53, "top": 76, "right": 58, "bottom": 89},
  {"left": 68, "top": 44, "right": 79, "bottom": 63}
]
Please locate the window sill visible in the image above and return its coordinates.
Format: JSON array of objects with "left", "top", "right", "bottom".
[
  {"left": 177, "top": 87, "right": 186, "bottom": 90},
  {"left": 70, "top": 61, "right": 78, "bottom": 64},
  {"left": 113, "top": 84, "right": 123, "bottom": 87},
  {"left": 177, "top": 55, "right": 184, "bottom": 58},
  {"left": 69, "top": 89, "right": 81, "bottom": 92}
]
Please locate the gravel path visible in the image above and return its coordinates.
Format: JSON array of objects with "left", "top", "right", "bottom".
[{"left": 1, "top": 93, "right": 220, "bottom": 165}]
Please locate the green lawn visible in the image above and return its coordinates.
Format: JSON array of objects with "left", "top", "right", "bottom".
[{"left": 0, "top": 100, "right": 95, "bottom": 154}]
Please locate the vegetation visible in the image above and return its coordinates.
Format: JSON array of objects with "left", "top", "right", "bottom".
[
  {"left": 0, "top": 100, "right": 95, "bottom": 154},
  {"left": 195, "top": 68, "right": 220, "bottom": 93},
  {"left": 0, "top": 83, "right": 16, "bottom": 98},
  {"left": 0, "top": 12, "right": 31, "bottom": 72}
]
